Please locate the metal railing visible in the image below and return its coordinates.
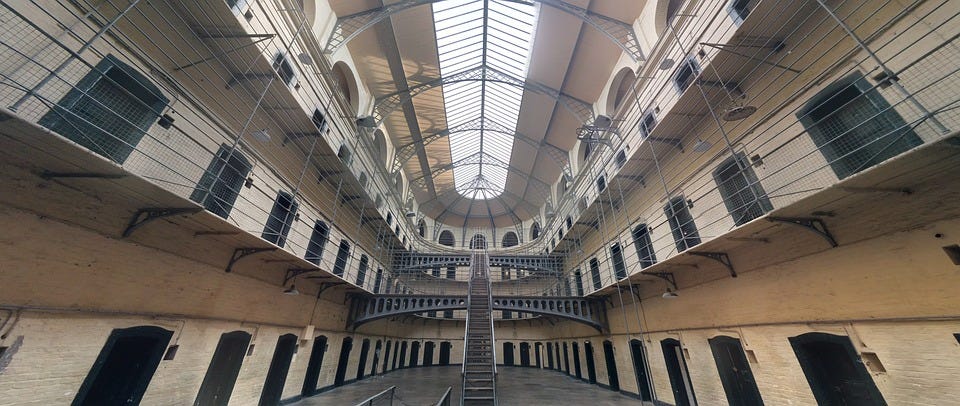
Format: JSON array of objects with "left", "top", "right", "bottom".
[
  {"left": 354, "top": 386, "right": 397, "bottom": 406},
  {"left": 435, "top": 386, "right": 453, "bottom": 406}
]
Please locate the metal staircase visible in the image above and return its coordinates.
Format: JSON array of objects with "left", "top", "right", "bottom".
[{"left": 461, "top": 252, "right": 496, "bottom": 405}]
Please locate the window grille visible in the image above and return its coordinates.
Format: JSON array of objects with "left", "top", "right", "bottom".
[
  {"left": 40, "top": 55, "right": 167, "bottom": 164},
  {"left": 665, "top": 196, "right": 700, "bottom": 252},
  {"left": 191, "top": 144, "right": 252, "bottom": 219},
  {"left": 714, "top": 153, "right": 773, "bottom": 225}
]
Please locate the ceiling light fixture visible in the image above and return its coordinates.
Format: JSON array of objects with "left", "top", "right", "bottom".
[
  {"left": 251, "top": 129, "right": 270, "bottom": 142},
  {"left": 692, "top": 139, "right": 712, "bottom": 152},
  {"left": 723, "top": 105, "right": 757, "bottom": 121}
]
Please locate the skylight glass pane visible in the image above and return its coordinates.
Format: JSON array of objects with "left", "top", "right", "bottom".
[{"left": 433, "top": 0, "right": 538, "bottom": 200}]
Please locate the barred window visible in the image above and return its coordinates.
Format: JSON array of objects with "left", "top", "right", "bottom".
[
  {"left": 799, "top": 74, "right": 922, "bottom": 180},
  {"left": 632, "top": 224, "right": 657, "bottom": 269},
  {"left": 305, "top": 220, "right": 329, "bottom": 265},
  {"left": 40, "top": 55, "right": 167, "bottom": 164},
  {"left": 262, "top": 191, "right": 298, "bottom": 247},
  {"left": 665, "top": 196, "right": 700, "bottom": 252},
  {"left": 714, "top": 153, "right": 772, "bottom": 225},
  {"left": 191, "top": 144, "right": 251, "bottom": 219}
]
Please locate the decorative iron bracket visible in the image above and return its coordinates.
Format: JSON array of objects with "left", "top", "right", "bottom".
[
  {"left": 649, "top": 272, "right": 678, "bottom": 290},
  {"left": 122, "top": 207, "right": 201, "bottom": 238},
  {"left": 284, "top": 268, "right": 320, "bottom": 285},
  {"left": 225, "top": 247, "right": 277, "bottom": 273},
  {"left": 768, "top": 217, "right": 838, "bottom": 248},
  {"left": 689, "top": 251, "right": 736, "bottom": 278}
]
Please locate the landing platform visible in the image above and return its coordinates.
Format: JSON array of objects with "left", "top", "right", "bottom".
[{"left": 293, "top": 365, "right": 644, "bottom": 405}]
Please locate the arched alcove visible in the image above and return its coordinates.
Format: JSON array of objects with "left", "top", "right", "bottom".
[
  {"left": 606, "top": 67, "right": 636, "bottom": 115},
  {"left": 331, "top": 61, "right": 359, "bottom": 112}
]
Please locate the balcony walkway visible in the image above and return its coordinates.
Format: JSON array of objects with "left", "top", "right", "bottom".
[{"left": 293, "top": 365, "right": 644, "bottom": 406}]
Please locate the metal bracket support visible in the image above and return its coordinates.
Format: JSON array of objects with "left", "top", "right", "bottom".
[
  {"left": 649, "top": 272, "right": 678, "bottom": 290},
  {"left": 225, "top": 247, "right": 277, "bottom": 273},
  {"left": 284, "top": 268, "right": 320, "bottom": 285},
  {"left": 616, "top": 285, "right": 643, "bottom": 301},
  {"left": 689, "top": 251, "right": 736, "bottom": 278},
  {"left": 768, "top": 217, "right": 838, "bottom": 248},
  {"left": 122, "top": 207, "right": 201, "bottom": 238}
]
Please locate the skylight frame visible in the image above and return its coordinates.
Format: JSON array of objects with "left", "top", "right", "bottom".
[{"left": 432, "top": 0, "right": 539, "bottom": 200}]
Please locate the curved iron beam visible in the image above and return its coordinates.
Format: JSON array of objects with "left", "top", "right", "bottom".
[
  {"left": 324, "top": 0, "right": 644, "bottom": 62},
  {"left": 392, "top": 116, "right": 572, "bottom": 179},
  {"left": 372, "top": 65, "right": 594, "bottom": 126}
]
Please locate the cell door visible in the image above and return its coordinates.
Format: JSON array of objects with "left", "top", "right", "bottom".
[
  {"left": 584, "top": 342, "right": 597, "bottom": 384},
  {"left": 423, "top": 341, "right": 435, "bottom": 366},
  {"left": 790, "top": 333, "right": 886, "bottom": 405},
  {"left": 630, "top": 339, "right": 654, "bottom": 401},
  {"left": 709, "top": 336, "right": 763, "bottom": 406},
  {"left": 258, "top": 334, "right": 298, "bottom": 406},
  {"left": 603, "top": 340, "right": 620, "bottom": 391},
  {"left": 73, "top": 326, "right": 173, "bottom": 406},
  {"left": 301, "top": 335, "right": 327, "bottom": 397},
  {"left": 535, "top": 343, "right": 543, "bottom": 368},
  {"left": 410, "top": 341, "right": 420, "bottom": 367},
  {"left": 196, "top": 331, "right": 252, "bottom": 405},
  {"left": 334, "top": 337, "right": 353, "bottom": 387},
  {"left": 370, "top": 340, "right": 382, "bottom": 376},
  {"left": 356, "top": 339, "right": 370, "bottom": 380},
  {"left": 547, "top": 343, "right": 555, "bottom": 369},
  {"left": 572, "top": 342, "right": 582, "bottom": 379},
  {"left": 519, "top": 342, "right": 531, "bottom": 366},
  {"left": 503, "top": 342, "right": 515, "bottom": 366},
  {"left": 439, "top": 342, "right": 452, "bottom": 366},
  {"left": 661, "top": 338, "right": 697, "bottom": 406}
]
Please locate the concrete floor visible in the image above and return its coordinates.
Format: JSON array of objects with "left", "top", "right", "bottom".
[{"left": 294, "top": 365, "right": 641, "bottom": 405}]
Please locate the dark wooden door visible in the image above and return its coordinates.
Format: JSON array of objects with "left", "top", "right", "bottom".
[
  {"left": 661, "top": 338, "right": 697, "bottom": 406},
  {"left": 334, "top": 337, "right": 353, "bottom": 386},
  {"left": 73, "top": 326, "right": 172, "bottom": 406},
  {"left": 603, "top": 341, "right": 620, "bottom": 391},
  {"left": 519, "top": 342, "right": 531, "bottom": 366},
  {"left": 790, "top": 333, "right": 886, "bottom": 405},
  {"left": 584, "top": 342, "right": 597, "bottom": 384},
  {"left": 301, "top": 335, "right": 327, "bottom": 397},
  {"left": 196, "top": 331, "right": 252, "bottom": 405},
  {"left": 258, "top": 334, "right": 298, "bottom": 406},
  {"left": 439, "top": 342, "right": 451, "bottom": 365},
  {"left": 709, "top": 336, "right": 763, "bottom": 406},
  {"left": 630, "top": 339, "right": 653, "bottom": 401}
]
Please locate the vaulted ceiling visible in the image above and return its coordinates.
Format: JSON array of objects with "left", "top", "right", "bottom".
[{"left": 327, "top": 0, "right": 646, "bottom": 227}]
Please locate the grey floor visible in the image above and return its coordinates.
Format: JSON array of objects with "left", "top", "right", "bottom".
[{"left": 294, "top": 365, "right": 641, "bottom": 405}]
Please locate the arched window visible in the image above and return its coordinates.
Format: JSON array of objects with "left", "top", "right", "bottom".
[
  {"left": 501, "top": 232, "right": 519, "bottom": 248},
  {"left": 438, "top": 230, "right": 455, "bottom": 247},
  {"left": 470, "top": 234, "right": 487, "bottom": 250}
]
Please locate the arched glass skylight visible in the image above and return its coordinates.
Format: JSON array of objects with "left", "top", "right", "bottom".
[{"left": 432, "top": 0, "right": 539, "bottom": 199}]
